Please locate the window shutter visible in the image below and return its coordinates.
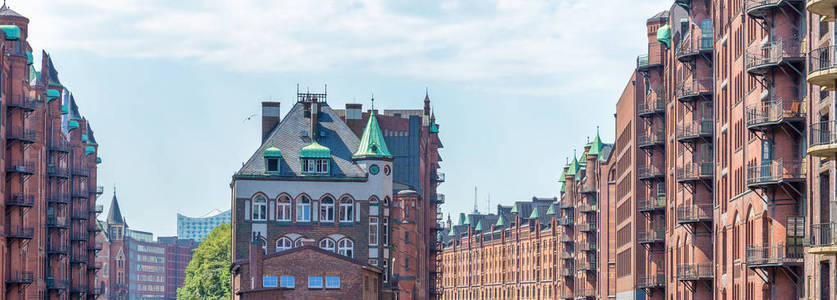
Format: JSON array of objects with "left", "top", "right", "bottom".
[
  {"left": 269, "top": 201, "right": 275, "bottom": 221},
  {"left": 244, "top": 200, "right": 251, "bottom": 221}
]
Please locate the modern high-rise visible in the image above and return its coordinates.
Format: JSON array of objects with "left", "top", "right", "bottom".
[
  {"left": 176, "top": 209, "right": 231, "bottom": 243},
  {"left": 0, "top": 5, "right": 104, "bottom": 300}
]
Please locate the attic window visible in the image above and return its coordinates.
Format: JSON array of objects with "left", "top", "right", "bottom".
[
  {"left": 302, "top": 159, "right": 329, "bottom": 174},
  {"left": 267, "top": 159, "right": 279, "bottom": 173}
]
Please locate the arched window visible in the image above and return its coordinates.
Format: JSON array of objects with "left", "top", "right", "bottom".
[
  {"left": 259, "top": 236, "right": 268, "bottom": 254},
  {"left": 276, "top": 237, "right": 292, "bottom": 252},
  {"left": 369, "top": 196, "right": 378, "bottom": 203},
  {"left": 319, "top": 238, "right": 336, "bottom": 252},
  {"left": 338, "top": 239, "right": 354, "bottom": 257},
  {"left": 252, "top": 195, "right": 267, "bottom": 221},
  {"left": 296, "top": 196, "right": 311, "bottom": 222},
  {"left": 383, "top": 196, "right": 390, "bottom": 206},
  {"left": 294, "top": 238, "right": 305, "bottom": 248},
  {"left": 320, "top": 196, "right": 334, "bottom": 222},
  {"left": 339, "top": 197, "right": 354, "bottom": 222},
  {"left": 277, "top": 196, "right": 291, "bottom": 221}
]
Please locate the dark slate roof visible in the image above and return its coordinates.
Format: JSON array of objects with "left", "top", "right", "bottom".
[
  {"left": 598, "top": 143, "right": 615, "bottom": 163},
  {"left": 69, "top": 94, "right": 81, "bottom": 120},
  {"left": 106, "top": 192, "right": 125, "bottom": 225},
  {"left": 236, "top": 102, "right": 365, "bottom": 178},
  {"left": 0, "top": 5, "right": 26, "bottom": 19},
  {"left": 87, "top": 123, "right": 97, "bottom": 144},
  {"left": 648, "top": 10, "right": 669, "bottom": 21},
  {"left": 42, "top": 51, "right": 61, "bottom": 86}
]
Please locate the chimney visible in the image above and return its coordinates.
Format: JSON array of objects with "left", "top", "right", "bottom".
[
  {"left": 261, "top": 102, "right": 281, "bottom": 143},
  {"left": 345, "top": 103, "right": 364, "bottom": 137},
  {"left": 310, "top": 98, "right": 320, "bottom": 139},
  {"left": 249, "top": 238, "right": 264, "bottom": 289}
]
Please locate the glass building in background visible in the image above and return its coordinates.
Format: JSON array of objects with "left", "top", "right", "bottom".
[{"left": 176, "top": 209, "right": 231, "bottom": 243}]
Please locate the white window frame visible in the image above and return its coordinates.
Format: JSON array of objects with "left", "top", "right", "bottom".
[
  {"left": 382, "top": 218, "right": 389, "bottom": 245},
  {"left": 280, "top": 275, "right": 295, "bottom": 288},
  {"left": 294, "top": 239, "right": 304, "bottom": 248},
  {"left": 252, "top": 195, "right": 267, "bottom": 221},
  {"left": 369, "top": 217, "right": 378, "bottom": 245},
  {"left": 276, "top": 237, "right": 292, "bottom": 252},
  {"left": 325, "top": 276, "right": 340, "bottom": 289},
  {"left": 319, "top": 238, "right": 336, "bottom": 252},
  {"left": 316, "top": 159, "right": 329, "bottom": 173},
  {"left": 338, "top": 239, "right": 354, "bottom": 258},
  {"left": 320, "top": 197, "right": 334, "bottom": 222},
  {"left": 263, "top": 275, "right": 278, "bottom": 287},
  {"left": 296, "top": 196, "right": 311, "bottom": 222},
  {"left": 277, "top": 196, "right": 291, "bottom": 221},
  {"left": 339, "top": 197, "right": 354, "bottom": 223},
  {"left": 308, "top": 276, "right": 323, "bottom": 289}
]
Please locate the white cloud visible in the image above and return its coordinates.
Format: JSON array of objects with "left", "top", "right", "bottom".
[{"left": 14, "top": 0, "right": 671, "bottom": 95}]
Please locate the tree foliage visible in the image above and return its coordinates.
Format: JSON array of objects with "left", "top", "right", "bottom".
[{"left": 177, "top": 223, "right": 231, "bottom": 300}]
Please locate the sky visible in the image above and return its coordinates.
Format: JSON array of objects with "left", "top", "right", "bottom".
[{"left": 12, "top": 0, "right": 671, "bottom": 237}]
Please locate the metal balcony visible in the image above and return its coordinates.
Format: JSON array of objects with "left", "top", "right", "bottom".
[
  {"left": 809, "top": 45, "right": 837, "bottom": 90},
  {"left": 637, "top": 165, "right": 664, "bottom": 180},
  {"left": 745, "top": 39, "right": 803, "bottom": 75},
  {"left": 6, "top": 94, "right": 36, "bottom": 111},
  {"left": 96, "top": 185, "right": 105, "bottom": 195},
  {"left": 676, "top": 263, "right": 713, "bottom": 281},
  {"left": 46, "top": 278, "right": 69, "bottom": 290},
  {"left": 7, "top": 226, "right": 34, "bottom": 240},
  {"left": 807, "top": 0, "right": 837, "bottom": 21},
  {"left": 579, "top": 261, "right": 597, "bottom": 271},
  {"left": 71, "top": 209, "right": 89, "bottom": 220},
  {"left": 676, "top": 162, "right": 713, "bottom": 183},
  {"left": 637, "top": 274, "right": 666, "bottom": 289},
  {"left": 70, "top": 232, "right": 88, "bottom": 241},
  {"left": 676, "top": 204, "right": 713, "bottom": 225},
  {"left": 637, "top": 53, "right": 663, "bottom": 71},
  {"left": 5, "top": 271, "right": 34, "bottom": 285},
  {"left": 6, "top": 161, "right": 36, "bottom": 175},
  {"left": 575, "top": 288, "right": 596, "bottom": 299},
  {"left": 637, "top": 196, "right": 665, "bottom": 212},
  {"left": 578, "top": 203, "right": 596, "bottom": 213},
  {"left": 745, "top": 244, "right": 803, "bottom": 267},
  {"left": 434, "top": 172, "right": 445, "bottom": 183},
  {"left": 47, "top": 193, "right": 70, "bottom": 204},
  {"left": 637, "top": 131, "right": 665, "bottom": 149},
  {"left": 88, "top": 242, "right": 103, "bottom": 252},
  {"left": 71, "top": 284, "right": 88, "bottom": 294},
  {"left": 6, "top": 127, "right": 36, "bottom": 143},
  {"left": 808, "top": 223, "right": 837, "bottom": 254},
  {"left": 71, "top": 167, "right": 89, "bottom": 177},
  {"left": 46, "top": 165, "right": 70, "bottom": 178},
  {"left": 744, "top": 99, "right": 804, "bottom": 131},
  {"left": 72, "top": 189, "right": 89, "bottom": 199},
  {"left": 675, "top": 33, "right": 714, "bottom": 62},
  {"left": 745, "top": 159, "right": 804, "bottom": 189},
  {"left": 48, "top": 139, "right": 71, "bottom": 153},
  {"left": 675, "top": 77, "right": 713, "bottom": 102},
  {"left": 560, "top": 268, "right": 574, "bottom": 277},
  {"left": 89, "top": 286, "right": 105, "bottom": 295},
  {"left": 745, "top": 0, "right": 803, "bottom": 18},
  {"left": 559, "top": 217, "right": 574, "bottom": 226},
  {"left": 676, "top": 120, "right": 713, "bottom": 142},
  {"left": 70, "top": 253, "right": 88, "bottom": 264},
  {"left": 47, "top": 244, "right": 69, "bottom": 255},
  {"left": 6, "top": 193, "right": 34, "bottom": 207},
  {"left": 91, "top": 204, "right": 104, "bottom": 214},
  {"left": 578, "top": 242, "right": 596, "bottom": 251},
  {"left": 561, "top": 251, "right": 574, "bottom": 260},
  {"left": 809, "top": 121, "right": 837, "bottom": 159},
  {"left": 637, "top": 92, "right": 666, "bottom": 117},
  {"left": 432, "top": 193, "right": 445, "bottom": 205},
  {"left": 637, "top": 229, "right": 665, "bottom": 244},
  {"left": 560, "top": 234, "right": 573, "bottom": 243},
  {"left": 578, "top": 223, "right": 597, "bottom": 232},
  {"left": 46, "top": 216, "right": 69, "bottom": 229}
]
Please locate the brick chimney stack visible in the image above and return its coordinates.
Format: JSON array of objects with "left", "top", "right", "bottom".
[
  {"left": 261, "top": 102, "right": 281, "bottom": 143},
  {"left": 249, "top": 239, "right": 264, "bottom": 289},
  {"left": 310, "top": 98, "right": 320, "bottom": 139}
]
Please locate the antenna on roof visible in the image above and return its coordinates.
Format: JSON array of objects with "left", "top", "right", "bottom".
[
  {"left": 371, "top": 92, "right": 375, "bottom": 111},
  {"left": 473, "top": 186, "right": 478, "bottom": 214},
  {"left": 487, "top": 194, "right": 491, "bottom": 214}
]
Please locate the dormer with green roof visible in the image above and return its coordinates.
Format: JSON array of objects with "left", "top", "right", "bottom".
[
  {"left": 263, "top": 147, "right": 282, "bottom": 174},
  {"left": 353, "top": 110, "right": 392, "bottom": 160},
  {"left": 299, "top": 141, "right": 330, "bottom": 175}
]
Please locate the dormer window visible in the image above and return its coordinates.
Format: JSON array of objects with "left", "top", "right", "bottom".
[
  {"left": 300, "top": 141, "right": 331, "bottom": 175},
  {"left": 263, "top": 147, "right": 282, "bottom": 174},
  {"left": 302, "top": 159, "right": 329, "bottom": 174}
]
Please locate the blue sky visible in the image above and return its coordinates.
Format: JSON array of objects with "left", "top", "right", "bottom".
[{"left": 14, "top": 0, "right": 669, "bottom": 236}]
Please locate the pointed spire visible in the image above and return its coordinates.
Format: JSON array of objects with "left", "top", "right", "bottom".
[
  {"left": 474, "top": 219, "right": 483, "bottom": 231},
  {"left": 589, "top": 126, "right": 604, "bottom": 156},
  {"left": 106, "top": 186, "right": 125, "bottom": 225},
  {"left": 448, "top": 228, "right": 456, "bottom": 237},
  {"left": 546, "top": 203, "right": 557, "bottom": 215},
  {"left": 529, "top": 206, "right": 540, "bottom": 219},
  {"left": 495, "top": 215, "right": 506, "bottom": 227},
  {"left": 353, "top": 101, "right": 392, "bottom": 160}
]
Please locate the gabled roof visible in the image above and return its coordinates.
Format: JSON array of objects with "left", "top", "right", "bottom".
[
  {"left": 107, "top": 190, "right": 125, "bottom": 225},
  {"left": 0, "top": 5, "right": 26, "bottom": 20},
  {"left": 566, "top": 154, "right": 579, "bottom": 176},
  {"left": 236, "top": 102, "right": 365, "bottom": 178},
  {"left": 86, "top": 123, "right": 97, "bottom": 145},
  {"left": 353, "top": 111, "right": 392, "bottom": 160},
  {"left": 42, "top": 51, "right": 62, "bottom": 87}
]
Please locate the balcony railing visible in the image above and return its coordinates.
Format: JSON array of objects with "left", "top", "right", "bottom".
[
  {"left": 676, "top": 204, "right": 713, "bottom": 224},
  {"left": 71, "top": 167, "right": 89, "bottom": 177},
  {"left": 637, "top": 131, "right": 666, "bottom": 148},
  {"left": 559, "top": 217, "right": 574, "bottom": 226},
  {"left": 675, "top": 77, "right": 713, "bottom": 101},
  {"left": 7, "top": 226, "right": 34, "bottom": 239},
  {"left": 560, "top": 234, "right": 573, "bottom": 243},
  {"left": 809, "top": 121, "right": 837, "bottom": 158},
  {"left": 575, "top": 288, "right": 596, "bottom": 298},
  {"left": 637, "top": 54, "right": 650, "bottom": 69},
  {"left": 637, "top": 274, "right": 666, "bottom": 288},
  {"left": 46, "top": 216, "right": 68, "bottom": 228},
  {"left": 89, "top": 286, "right": 105, "bottom": 295},
  {"left": 578, "top": 203, "right": 596, "bottom": 213},
  {"left": 5, "top": 271, "right": 34, "bottom": 284},
  {"left": 578, "top": 242, "right": 596, "bottom": 251},
  {"left": 89, "top": 241, "right": 103, "bottom": 251},
  {"left": 96, "top": 185, "right": 105, "bottom": 195},
  {"left": 433, "top": 193, "right": 445, "bottom": 204},
  {"left": 47, "top": 244, "right": 69, "bottom": 255},
  {"left": 637, "top": 229, "right": 665, "bottom": 244},
  {"left": 70, "top": 253, "right": 88, "bottom": 264},
  {"left": 70, "top": 232, "right": 88, "bottom": 241},
  {"left": 809, "top": 45, "right": 837, "bottom": 77},
  {"left": 47, "top": 193, "right": 70, "bottom": 204},
  {"left": 745, "top": 99, "right": 804, "bottom": 130},
  {"left": 675, "top": 33, "right": 714, "bottom": 61},
  {"left": 676, "top": 263, "right": 713, "bottom": 281},
  {"left": 637, "top": 196, "right": 666, "bottom": 212},
  {"left": 578, "top": 223, "right": 597, "bottom": 232},
  {"left": 46, "top": 278, "right": 70, "bottom": 289},
  {"left": 637, "top": 91, "right": 666, "bottom": 116},
  {"left": 434, "top": 172, "right": 445, "bottom": 183},
  {"left": 637, "top": 165, "right": 664, "bottom": 180},
  {"left": 809, "top": 223, "right": 837, "bottom": 254},
  {"left": 579, "top": 261, "right": 597, "bottom": 271},
  {"left": 560, "top": 268, "right": 574, "bottom": 277},
  {"left": 6, "top": 126, "right": 36, "bottom": 143},
  {"left": 745, "top": 159, "right": 804, "bottom": 187},
  {"left": 676, "top": 162, "right": 713, "bottom": 182},
  {"left": 6, "top": 94, "right": 37, "bottom": 111},
  {"left": 6, "top": 161, "right": 35, "bottom": 175},
  {"left": 6, "top": 193, "right": 35, "bottom": 207},
  {"left": 71, "top": 209, "right": 89, "bottom": 220},
  {"left": 72, "top": 188, "right": 89, "bottom": 198},
  {"left": 91, "top": 204, "right": 104, "bottom": 214},
  {"left": 48, "top": 139, "right": 71, "bottom": 153},
  {"left": 745, "top": 244, "right": 803, "bottom": 267},
  {"left": 676, "top": 119, "right": 713, "bottom": 141},
  {"left": 745, "top": 39, "right": 803, "bottom": 73},
  {"left": 71, "top": 284, "right": 88, "bottom": 294},
  {"left": 47, "top": 165, "right": 70, "bottom": 178},
  {"left": 88, "top": 262, "right": 104, "bottom": 270}
]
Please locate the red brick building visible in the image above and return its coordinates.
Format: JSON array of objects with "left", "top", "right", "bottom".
[{"left": 0, "top": 5, "right": 104, "bottom": 300}]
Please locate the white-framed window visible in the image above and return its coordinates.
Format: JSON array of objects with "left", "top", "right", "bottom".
[
  {"left": 276, "top": 237, "right": 292, "bottom": 252},
  {"left": 308, "top": 276, "right": 323, "bottom": 289},
  {"left": 320, "top": 197, "right": 334, "bottom": 222},
  {"left": 296, "top": 196, "right": 311, "bottom": 222},
  {"left": 277, "top": 196, "right": 291, "bottom": 221},
  {"left": 264, "top": 275, "right": 278, "bottom": 287},
  {"left": 339, "top": 197, "right": 354, "bottom": 222},
  {"left": 369, "top": 217, "right": 378, "bottom": 245},
  {"left": 317, "top": 159, "right": 329, "bottom": 173},
  {"left": 302, "top": 159, "right": 329, "bottom": 174},
  {"left": 338, "top": 239, "right": 354, "bottom": 257},
  {"left": 382, "top": 217, "right": 389, "bottom": 244},
  {"left": 369, "top": 196, "right": 378, "bottom": 204},
  {"left": 280, "top": 275, "right": 295, "bottom": 288},
  {"left": 319, "top": 238, "right": 336, "bottom": 252},
  {"left": 294, "top": 239, "right": 305, "bottom": 247},
  {"left": 325, "top": 276, "right": 340, "bottom": 289},
  {"left": 252, "top": 195, "right": 267, "bottom": 221}
]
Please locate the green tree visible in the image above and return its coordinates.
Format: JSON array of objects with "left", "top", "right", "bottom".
[{"left": 177, "top": 223, "right": 231, "bottom": 300}]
